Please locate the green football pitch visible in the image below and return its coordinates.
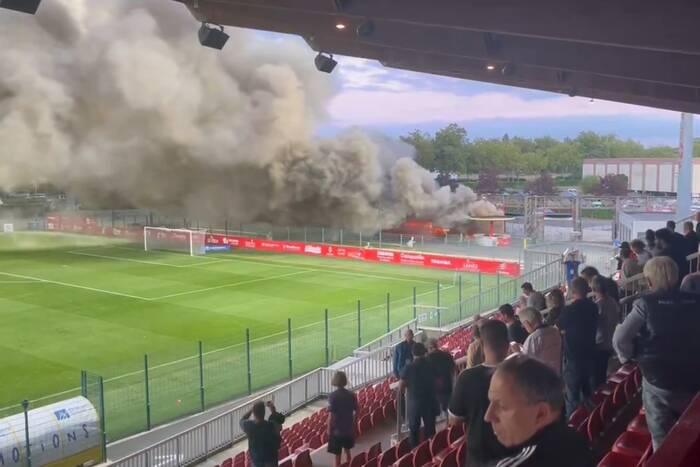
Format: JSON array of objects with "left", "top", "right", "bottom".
[{"left": 0, "top": 232, "right": 494, "bottom": 440}]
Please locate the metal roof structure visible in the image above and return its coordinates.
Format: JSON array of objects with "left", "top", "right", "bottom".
[{"left": 173, "top": 0, "right": 700, "bottom": 114}]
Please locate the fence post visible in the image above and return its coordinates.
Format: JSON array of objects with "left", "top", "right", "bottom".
[
  {"left": 357, "top": 300, "right": 362, "bottom": 348},
  {"left": 288, "top": 318, "right": 293, "bottom": 380},
  {"left": 198, "top": 341, "right": 205, "bottom": 412},
  {"left": 144, "top": 354, "right": 151, "bottom": 431},
  {"left": 412, "top": 287, "right": 417, "bottom": 319},
  {"left": 379, "top": 230, "right": 382, "bottom": 247},
  {"left": 321, "top": 228, "right": 325, "bottom": 244},
  {"left": 340, "top": 229, "right": 343, "bottom": 245},
  {"left": 304, "top": 227, "right": 307, "bottom": 242},
  {"left": 478, "top": 273, "right": 482, "bottom": 312},
  {"left": 324, "top": 309, "right": 330, "bottom": 366},
  {"left": 246, "top": 329, "right": 252, "bottom": 395},
  {"left": 437, "top": 280, "right": 441, "bottom": 309},
  {"left": 497, "top": 273, "right": 501, "bottom": 305},
  {"left": 386, "top": 292, "right": 391, "bottom": 333},
  {"left": 81, "top": 370, "right": 87, "bottom": 397},
  {"left": 97, "top": 376, "right": 107, "bottom": 461},
  {"left": 22, "top": 400, "right": 31, "bottom": 467},
  {"left": 458, "top": 274, "right": 463, "bottom": 321}
]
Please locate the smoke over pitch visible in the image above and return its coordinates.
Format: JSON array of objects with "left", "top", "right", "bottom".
[{"left": 0, "top": 0, "right": 498, "bottom": 231}]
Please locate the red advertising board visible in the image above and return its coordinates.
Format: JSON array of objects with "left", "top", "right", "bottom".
[{"left": 46, "top": 215, "right": 521, "bottom": 277}]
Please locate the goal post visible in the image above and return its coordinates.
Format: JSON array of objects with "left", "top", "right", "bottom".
[{"left": 143, "top": 226, "right": 208, "bottom": 256}]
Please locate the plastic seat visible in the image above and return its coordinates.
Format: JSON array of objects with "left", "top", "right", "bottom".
[
  {"left": 371, "top": 407, "right": 385, "bottom": 427},
  {"left": 612, "top": 431, "right": 651, "bottom": 458},
  {"left": 587, "top": 405, "right": 604, "bottom": 442},
  {"left": 612, "top": 381, "right": 628, "bottom": 407},
  {"left": 430, "top": 429, "right": 449, "bottom": 457},
  {"left": 350, "top": 452, "right": 367, "bottom": 467},
  {"left": 439, "top": 448, "right": 458, "bottom": 467},
  {"left": 413, "top": 440, "right": 432, "bottom": 467},
  {"left": 383, "top": 401, "right": 396, "bottom": 421},
  {"left": 289, "top": 438, "right": 303, "bottom": 453},
  {"left": 308, "top": 434, "right": 322, "bottom": 449},
  {"left": 364, "top": 458, "right": 378, "bottom": 467},
  {"left": 596, "top": 451, "right": 641, "bottom": 467},
  {"left": 568, "top": 406, "right": 589, "bottom": 429},
  {"left": 279, "top": 446, "right": 289, "bottom": 459},
  {"left": 293, "top": 450, "right": 312, "bottom": 467},
  {"left": 600, "top": 395, "right": 616, "bottom": 426},
  {"left": 456, "top": 442, "right": 466, "bottom": 467},
  {"left": 378, "top": 448, "right": 397, "bottom": 467},
  {"left": 279, "top": 460, "right": 293, "bottom": 467},
  {"left": 448, "top": 424, "right": 465, "bottom": 443},
  {"left": 396, "top": 453, "right": 414, "bottom": 467},
  {"left": 617, "top": 363, "right": 637, "bottom": 375},
  {"left": 396, "top": 437, "right": 411, "bottom": 458},
  {"left": 367, "top": 442, "right": 382, "bottom": 461},
  {"left": 626, "top": 413, "right": 648, "bottom": 435},
  {"left": 358, "top": 414, "right": 373, "bottom": 436},
  {"left": 221, "top": 458, "right": 233, "bottom": 467},
  {"left": 623, "top": 376, "right": 636, "bottom": 401}
]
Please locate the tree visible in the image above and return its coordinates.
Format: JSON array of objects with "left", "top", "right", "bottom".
[
  {"left": 598, "top": 174, "right": 628, "bottom": 195},
  {"left": 526, "top": 172, "right": 557, "bottom": 195},
  {"left": 580, "top": 175, "right": 601, "bottom": 194},
  {"left": 401, "top": 130, "right": 435, "bottom": 170},
  {"left": 476, "top": 169, "right": 502, "bottom": 194},
  {"left": 432, "top": 124, "right": 469, "bottom": 175}
]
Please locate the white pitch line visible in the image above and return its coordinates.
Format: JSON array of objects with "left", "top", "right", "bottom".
[
  {"left": 0, "top": 271, "right": 151, "bottom": 301},
  {"left": 68, "top": 250, "right": 227, "bottom": 269},
  {"left": 150, "top": 269, "right": 314, "bottom": 300}
]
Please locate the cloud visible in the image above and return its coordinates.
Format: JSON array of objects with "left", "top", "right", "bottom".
[{"left": 328, "top": 89, "right": 678, "bottom": 126}]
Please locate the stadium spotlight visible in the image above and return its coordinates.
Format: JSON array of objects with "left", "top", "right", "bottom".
[
  {"left": 486, "top": 64, "right": 496, "bottom": 71},
  {"left": 198, "top": 23, "right": 229, "bottom": 50},
  {"left": 0, "top": 0, "right": 42, "bottom": 14},
  {"left": 356, "top": 20, "right": 375, "bottom": 38},
  {"left": 314, "top": 53, "right": 338, "bottom": 74},
  {"left": 335, "top": 22, "right": 347, "bottom": 30}
]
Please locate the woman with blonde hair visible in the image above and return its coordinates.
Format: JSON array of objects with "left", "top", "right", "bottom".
[
  {"left": 613, "top": 256, "right": 700, "bottom": 451},
  {"left": 327, "top": 371, "right": 358, "bottom": 467}
]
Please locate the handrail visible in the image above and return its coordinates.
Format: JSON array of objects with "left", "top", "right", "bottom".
[{"left": 354, "top": 319, "right": 418, "bottom": 355}]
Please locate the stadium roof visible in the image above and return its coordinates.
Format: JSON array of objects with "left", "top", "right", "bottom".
[{"left": 174, "top": 0, "right": 700, "bottom": 114}]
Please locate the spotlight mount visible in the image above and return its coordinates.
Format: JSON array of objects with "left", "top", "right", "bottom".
[
  {"left": 198, "top": 22, "right": 229, "bottom": 50},
  {"left": 314, "top": 53, "right": 338, "bottom": 73},
  {"left": 0, "top": 0, "right": 42, "bottom": 14},
  {"left": 356, "top": 19, "right": 375, "bottom": 38}
]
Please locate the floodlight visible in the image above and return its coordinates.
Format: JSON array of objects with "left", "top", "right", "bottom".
[
  {"left": 198, "top": 23, "right": 229, "bottom": 50},
  {"left": 314, "top": 53, "right": 338, "bottom": 74}
]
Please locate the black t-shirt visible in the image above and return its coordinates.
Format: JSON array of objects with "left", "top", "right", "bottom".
[
  {"left": 426, "top": 350, "right": 456, "bottom": 394},
  {"left": 558, "top": 298, "right": 598, "bottom": 363},
  {"left": 240, "top": 412, "right": 286, "bottom": 465},
  {"left": 449, "top": 365, "right": 515, "bottom": 466},
  {"left": 493, "top": 420, "right": 593, "bottom": 467},
  {"left": 507, "top": 320, "right": 528, "bottom": 345},
  {"left": 401, "top": 357, "right": 438, "bottom": 405}
]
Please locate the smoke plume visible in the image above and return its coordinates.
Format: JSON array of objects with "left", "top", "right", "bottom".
[{"left": 0, "top": 0, "right": 492, "bottom": 231}]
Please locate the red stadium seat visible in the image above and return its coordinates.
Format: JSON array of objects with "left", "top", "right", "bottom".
[
  {"left": 600, "top": 395, "right": 616, "bottom": 425},
  {"left": 371, "top": 407, "right": 385, "bottom": 427},
  {"left": 448, "top": 424, "right": 465, "bottom": 443},
  {"left": 612, "top": 431, "right": 651, "bottom": 458},
  {"left": 569, "top": 406, "right": 589, "bottom": 429},
  {"left": 456, "top": 442, "right": 466, "bottom": 467},
  {"left": 413, "top": 440, "right": 432, "bottom": 467},
  {"left": 364, "top": 458, "right": 378, "bottom": 467},
  {"left": 587, "top": 405, "right": 605, "bottom": 442},
  {"left": 626, "top": 412, "right": 648, "bottom": 435},
  {"left": 612, "top": 381, "right": 628, "bottom": 407},
  {"left": 367, "top": 442, "right": 382, "bottom": 461},
  {"left": 221, "top": 458, "right": 233, "bottom": 467},
  {"left": 438, "top": 448, "right": 458, "bottom": 467},
  {"left": 308, "top": 434, "right": 321, "bottom": 449},
  {"left": 350, "top": 452, "right": 367, "bottom": 467},
  {"left": 293, "top": 450, "right": 312, "bottom": 467},
  {"left": 279, "top": 446, "right": 289, "bottom": 460},
  {"left": 358, "top": 414, "right": 373, "bottom": 436},
  {"left": 396, "top": 437, "right": 411, "bottom": 458},
  {"left": 383, "top": 401, "right": 396, "bottom": 422},
  {"left": 378, "top": 448, "right": 397, "bottom": 467},
  {"left": 279, "top": 460, "right": 293, "bottom": 467},
  {"left": 430, "top": 429, "right": 449, "bottom": 457},
  {"left": 597, "top": 451, "right": 641, "bottom": 467},
  {"left": 396, "top": 453, "right": 414, "bottom": 467}
]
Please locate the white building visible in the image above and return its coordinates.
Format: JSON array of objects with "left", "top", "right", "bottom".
[{"left": 582, "top": 157, "right": 700, "bottom": 194}]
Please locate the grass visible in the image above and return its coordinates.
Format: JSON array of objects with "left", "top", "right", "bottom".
[
  {"left": 0, "top": 232, "right": 493, "bottom": 441},
  {"left": 581, "top": 208, "right": 615, "bottom": 220}
]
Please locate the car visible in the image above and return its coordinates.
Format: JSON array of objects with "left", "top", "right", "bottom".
[{"left": 591, "top": 200, "right": 604, "bottom": 208}]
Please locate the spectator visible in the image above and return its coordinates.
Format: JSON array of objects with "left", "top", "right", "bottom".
[
  {"left": 616, "top": 242, "right": 632, "bottom": 271},
  {"left": 655, "top": 228, "right": 690, "bottom": 280},
  {"left": 466, "top": 317, "right": 485, "bottom": 368},
  {"left": 613, "top": 257, "right": 700, "bottom": 451},
  {"left": 240, "top": 401, "right": 286, "bottom": 467},
  {"left": 558, "top": 277, "right": 598, "bottom": 417},
  {"left": 327, "top": 371, "right": 358, "bottom": 467},
  {"left": 667, "top": 220, "right": 686, "bottom": 245},
  {"left": 521, "top": 282, "right": 546, "bottom": 310},
  {"left": 393, "top": 329, "right": 414, "bottom": 377},
  {"left": 631, "top": 239, "right": 652, "bottom": 267},
  {"left": 544, "top": 288, "right": 565, "bottom": 327},
  {"left": 485, "top": 356, "right": 594, "bottom": 467},
  {"left": 620, "top": 248, "right": 643, "bottom": 283},
  {"left": 579, "top": 265, "right": 619, "bottom": 301},
  {"left": 680, "top": 272, "right": 700, "bottom": 295},
  {"left": 579, "top": 266, "right": 600, "bottom": 286},
  {"left": 512, "top": 307, "right": 562, "bottom": 376},
  {"left": 590, "top": 276, "right": 620, "bottom": 389},
  {"left": 449, "top": 320, "right": 516, "bottom": 467},
  {"left": 684, "top": 221, "right": 699, "bottom": 271},
  {"left": 400, "top": 342, "right": 438, "bottom": 447},
  {"left": 499, "top": 304, "right": 528, "bottom": 345},
  {"left": 427, "top": 338, "right": 457, "bottom": 415},
  {"left": 645, "top": 229, "right": 657, "bottom": 254}
]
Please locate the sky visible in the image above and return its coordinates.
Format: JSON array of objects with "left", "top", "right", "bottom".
[{"left": 256, "top": 33, "right": 689, "bottom": 148}]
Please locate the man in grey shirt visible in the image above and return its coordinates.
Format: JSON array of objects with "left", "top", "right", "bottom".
[
  {"left": 512, "top": 307, "right": 562, "bottom": 376},
  {"left": 521, "top": 282, "right": 546, "bottom": 311}
]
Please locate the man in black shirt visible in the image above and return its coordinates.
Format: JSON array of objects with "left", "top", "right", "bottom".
[
  {"left": 485, "top": 355, "right": 593, "bottom": 467},
  {"left": 499, "top": 304, "right": 528, "bottom": 345},
  {"left": 400, "top": 342, "right": 439, "bottom": 447},
  {"left": 427, "top": 338, "right": 457, "bottom": 414},
  {"left": 240, "top": 401, "right": 286, "bottom": 467},
  {"left": 683, "top": 221, "right": 699, "bottom": 271},
  {"left": 558, "top": 277, "right": 598, "bottom": 417},
  {"left": 656, "top": 227, "right": 690, "bottom": 280},
  {"left": 449, "top": 320, "right": 515, "bottom": 467}
]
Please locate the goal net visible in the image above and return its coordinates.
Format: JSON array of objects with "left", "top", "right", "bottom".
[{"left": 144, "top": 226, "right": 207, "bottom": 256}]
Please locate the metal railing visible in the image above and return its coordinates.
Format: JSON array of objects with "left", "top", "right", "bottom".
[
  {"left": 110, "top": 345, "right": 394, "bottom": 467},
  {"left": 354, "top": 320, "right": 418, "bottom": 356}
]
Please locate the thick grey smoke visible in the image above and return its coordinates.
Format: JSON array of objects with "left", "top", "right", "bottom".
[{"left": 0, "top": 0, "right": 493, "bottom": 231}]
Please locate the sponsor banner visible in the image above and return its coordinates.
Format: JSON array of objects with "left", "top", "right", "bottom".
[{"left": 48, "top": 218, "right": 521, "bottom": 276}]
